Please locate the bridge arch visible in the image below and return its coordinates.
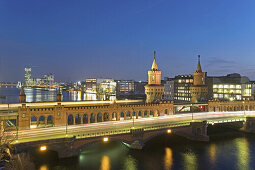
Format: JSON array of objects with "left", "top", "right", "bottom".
[
  {"left": 245, "top": 106, "right": 248, "bottom": 111},
  {"left": 68, "top": 114, "right": 74, "bottom": 125},
  {"left": 47, "top": 115, "right": 53, "bottom": 127},
  {"left": 164, "top": 109, "right": 168, "bottom": 115},
  {"left": 103, "top": 112, "right": 109, "bottom": 121},
  {"left": 90, "top": 113, "right": 95, "bottom": 123},
  {"left": 144, "top": 110, "right": 148, "bottom": 118},
  {"left": 120, "top": 112, "right": 125, "bottom": 120},
  {"left": 38, "top": 116, "right": 46, "bottom": 127},
  {"left": 83, "top": 114, "right": 88, "bottom": 124},
  {"left": 149, "top": 110, "right": 153, "bottom": 117},
  {"left": 126, "top": 111, "right": 131, "bottom": 119},
  {"left": 75, "top": 114, "right": 81, "bottom": 124},
  {"left": 138, "top": 111, "right": 142, "bottom": 117},
  {"left": 97, "top": 113, "right": 102, "bottom": 122},
  {"left": 30, "top": 116, "right": 37, "bottom": 128}
]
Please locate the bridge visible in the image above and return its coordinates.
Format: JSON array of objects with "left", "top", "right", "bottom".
[
  {"left": 11, "top": 111, "right": 255, "bottom": 158},
  {"left": 1, "top": 99, "right": 255, "bottom": 158}
]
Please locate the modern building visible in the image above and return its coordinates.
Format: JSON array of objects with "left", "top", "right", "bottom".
[
  {"left": 145, "top": 51, "right": 164, "bottom": 103},
  {"left": 190, "top": 55, "right": 208, "bottom": 103},
  {"left": 163, "top": 77, "right": 174, "bottom": 101},
  {"left": 211, "top": 73, "right": 252, "bottom": 101},
  {"left": 84, "top": 78, "right": 116, "bottom": 100},
  {"left": 24, "top": 67, "right": 56, "bottom": 87},
  {"left": 116, "top": 80, "right": 135, "bottom": 95},
  {"left": 24, "top": 67, "right": 33, "bottom": 86},
  {"left": 164, "top": 75, "right": 193, "bottom": 102}
]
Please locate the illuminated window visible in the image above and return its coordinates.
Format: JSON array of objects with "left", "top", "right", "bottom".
[
  {"left": 152, "top": 76, "right": 155, "bottom": 81},
  {"left": 230, "top": 85, "right": 235, "bottom": 88},
  {"left": 224, "top": 85, "right": 229, "bottom": 88},
  {"left": 236, "top": 85, "right": 241, "bottom": 89}
]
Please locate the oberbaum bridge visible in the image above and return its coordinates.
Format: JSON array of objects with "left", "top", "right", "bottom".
[{"left": 1, "top": 53, "right": 255, "bottom": 158}]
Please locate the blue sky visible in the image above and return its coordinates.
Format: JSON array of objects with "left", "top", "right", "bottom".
[{"left": 0, "top": 0, "right": 255, "bottom": 82}]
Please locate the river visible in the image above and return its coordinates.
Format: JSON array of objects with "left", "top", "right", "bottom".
[
  {"left": 34, "top": 128, "right": 255, "bottom": 170},
  {"left": 0, "top": 87, "right": 115, "bottom": 103}
]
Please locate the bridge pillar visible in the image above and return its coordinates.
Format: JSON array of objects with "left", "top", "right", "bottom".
[
  {"left": 175, "top": 121, "right": 209, "bottom": 142},
  {"left": 88, "top": 115, "right": 90, "bottom": 123},
  {"left": 129, "top": 128, "right": 144, "bottom": 150},
  {"left": 243, "top": 117, "right": 255, "bottom": 133},
  {"left": 116, "top": 113, "right": 120, "bottom": 121},
  {"left": 124, "top": 112, "right": 127, "bottom": 120},
  {"left": 95, "top": 114, "right": 97, "bottom": 123}
]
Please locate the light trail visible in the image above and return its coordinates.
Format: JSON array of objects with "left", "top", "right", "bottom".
[{"left": 9, "top": 111, "right": 254, "bottom": 143}]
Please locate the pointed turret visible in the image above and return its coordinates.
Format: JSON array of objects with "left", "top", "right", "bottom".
[
  {"left": 196, "top": 55, "right": 202, "bottom": 73},
  {"left": 19, "top": 87, "right": 26, "bottom": 103},
  {"left": 151, "top": 50, "right": 158, "bottom": 71},
  {"left": 57, "top": 88, "right": 62, "bottom": 102}
]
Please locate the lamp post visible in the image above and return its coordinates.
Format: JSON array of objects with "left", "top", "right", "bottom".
[
  {"left": 191, "top": 104, "right": 194, "bottom": 121},
  {"left": 66, "top": 112, "right": 68, "bottom": 136},
  {"left": 242, "top": 101, "right": 246, "bottom": 118}
]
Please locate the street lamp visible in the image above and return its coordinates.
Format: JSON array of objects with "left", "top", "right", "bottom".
[
  {"left": 191, "top": 104, "right": 194, "bottom": 121},
  {"left": 242, "top": 101, "right": 246, "bottom": 118},
  {"left": 66, "top": 112, "right": 68, "bottom": 136}
]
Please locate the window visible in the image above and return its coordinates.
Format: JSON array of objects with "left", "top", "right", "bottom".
[{"left": 152, "top": 76, "right": 155, "bottom": 81}]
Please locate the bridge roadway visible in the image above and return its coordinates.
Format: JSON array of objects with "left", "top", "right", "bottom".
[{"left": 10, "top": 111, "right": 254, "bottom": 144}]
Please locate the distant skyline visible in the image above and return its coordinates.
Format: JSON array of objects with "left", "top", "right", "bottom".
[{"left": 1, "top": 0, "right": 255, "bottom": 82}]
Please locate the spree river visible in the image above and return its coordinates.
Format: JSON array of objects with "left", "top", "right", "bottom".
[
  {"left": 34, "top": 128, "right": 255, "bottom": 170},
  {"left": 0, "top": 87, "right": 115, "bottom": 103}
]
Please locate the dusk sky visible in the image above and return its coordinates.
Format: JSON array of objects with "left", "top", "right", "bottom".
[{"left": 1, "top": 0, "right": 255, "bottom": 82}]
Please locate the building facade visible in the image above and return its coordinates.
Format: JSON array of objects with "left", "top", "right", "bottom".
[{"left": 211, "top": 73, "right": 252, "bottom": 101}]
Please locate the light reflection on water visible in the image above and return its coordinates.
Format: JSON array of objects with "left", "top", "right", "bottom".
[
  {"left": 164, "top": 147, "right": 173, "bottom": 170},
  {"left": 0, "top": 87, "right": 116, "bottom": 103},
  {"left": 123, "top": 155, "right": 137, "bottom": 170},
  {"left": 100, "top": 156, "right": 111, "bottom": 170},
  {"left": 235, "top": 138, "right": 250, "bottom": 170},
  {"left": 40, "top": 132, "right": 255, "bottom": 170},
  {"left": 183, "top": 151, "right": 197, "bottom": 170},
  {"left": 209, "top": 143, "right": 216, "bottom": 165}
]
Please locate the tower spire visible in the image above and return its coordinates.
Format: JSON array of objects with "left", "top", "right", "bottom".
[
  {"left": 196, "top": 55, "right": 202, "bottom": 72},
  {"left": 151, "top": 50, "right": 158, "bottom": 70}
]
